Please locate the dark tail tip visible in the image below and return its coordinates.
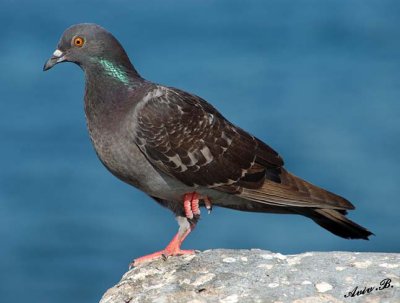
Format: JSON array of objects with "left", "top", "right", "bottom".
[{"left": 306, "top": 209, "right": 374, "bottom": 240}]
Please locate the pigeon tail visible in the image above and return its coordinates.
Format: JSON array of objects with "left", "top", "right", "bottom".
[
  {"left": 276, "top": 170, "right": 373, "bottom": 239},
  {"left": 236, "top": 169, "right": 373, "bottom": 239},
  {"left": 240, "top": 169, "right": 355, "bottom": 210},
  {"left": 299, "top": 208, "right": 374, "bottom": 240}
]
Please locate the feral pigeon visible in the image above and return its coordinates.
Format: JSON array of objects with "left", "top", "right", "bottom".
[{"left": 43, "top": 23, "right": 373, "bottom": 266}]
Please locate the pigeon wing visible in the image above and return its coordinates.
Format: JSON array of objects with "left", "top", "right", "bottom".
[{"left": 134, "top": 86, "right": 283, "bottom": 192}]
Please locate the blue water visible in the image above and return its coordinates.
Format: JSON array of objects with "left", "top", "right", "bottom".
[{"left": 1, "top": 1, "right": 399, "bottom": 302}]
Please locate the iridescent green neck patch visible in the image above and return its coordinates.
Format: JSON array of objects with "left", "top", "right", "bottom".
[{"left": 98, "top": 58, "right": 130, "bottom": 85}]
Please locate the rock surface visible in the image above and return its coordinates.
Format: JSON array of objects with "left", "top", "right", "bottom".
[{"left": 100, "top": 249, "right": 399, "bottom": 303}]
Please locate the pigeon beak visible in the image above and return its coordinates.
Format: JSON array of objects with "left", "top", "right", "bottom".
[{"left": 43, "top": 49, "right": 66, "bottom": 71}]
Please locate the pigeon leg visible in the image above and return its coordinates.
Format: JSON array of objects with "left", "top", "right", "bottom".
[
  {"left": 131, "top": 198, "right": 199, "bottom": 268},
  {"left": 131, "top": 217, "right": 195, "bottom": 267}
]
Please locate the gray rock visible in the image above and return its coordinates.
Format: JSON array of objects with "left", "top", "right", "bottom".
[{"left": 99, "top": 249, "right": 399, "bottom": 303}]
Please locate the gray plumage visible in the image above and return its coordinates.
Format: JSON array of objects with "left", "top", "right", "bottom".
[{"left": 44, "top": 23, "right": 372, "bottom": 243}]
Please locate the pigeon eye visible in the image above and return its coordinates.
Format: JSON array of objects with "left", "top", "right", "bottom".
[{"left": 73, "top": 36, "right": 85, "bottom": 47}]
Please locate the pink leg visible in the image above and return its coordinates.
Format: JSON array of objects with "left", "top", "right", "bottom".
[
  {"left": 191, "top": 193, "right": 201, "bottom": 216},
  {"left": 184, "top": 192, "right": 200, "bottom": 218},
  {"left": 184, "top": 193, "right": 194, "bottom": 219},
  {"left": 131, "top": 226, "right": 194, "bottom": 267},
  {"left": 131, "top": 193, "right": 203, "bottom": 268}
]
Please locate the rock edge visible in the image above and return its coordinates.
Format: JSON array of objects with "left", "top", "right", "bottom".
[{"left": 100, "top": 249, "right": 399, "bottom": 303}]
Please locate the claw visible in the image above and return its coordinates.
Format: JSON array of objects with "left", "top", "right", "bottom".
[{"left": 204, "top": 196, "right": 213, "bottom": 214}]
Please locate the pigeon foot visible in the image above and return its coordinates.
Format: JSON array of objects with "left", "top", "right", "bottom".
[
  {"left": 183, "top": 192, "right": 213, "bottom": 218},
  {"left": 183, "top": 192, "right": 200, "bottom": 219},
  {"left": 130, "top": 224, "right": 194, "bottom": 268},
  {"left": 131, "top": 248, "right": 195, "bottom": 268}
]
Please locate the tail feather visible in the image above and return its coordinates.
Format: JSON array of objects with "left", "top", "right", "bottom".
[
  {"left": 300, "top": 208, "right": 373, "bottom": 240},
  {"left": 235, "top": 168, "right": 373, "bottom": 240},
  {"left": 240, "top": 169, "right": 354, "bottom": 210}
]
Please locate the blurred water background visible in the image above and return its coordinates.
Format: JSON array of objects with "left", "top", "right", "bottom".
[{"left": 1, "top": 0, "right": 399, "bottom": 302}]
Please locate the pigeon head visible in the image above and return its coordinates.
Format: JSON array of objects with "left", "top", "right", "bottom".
[{"left": 43, "top": 23, "right": 134, "bottom": 73}]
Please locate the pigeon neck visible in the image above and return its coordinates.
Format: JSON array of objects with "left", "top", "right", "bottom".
[
  {"left": 98, "top": 58, "right": 139, "bottom": 85},
  {"left": 83, "top": 59, "right": 144, "bottom": 121},
  {"left": 85, "top": 57, "right": 142, "bottom": 87}
]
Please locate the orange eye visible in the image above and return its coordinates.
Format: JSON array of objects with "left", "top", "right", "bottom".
[{"left": 73, "top": 36, "right": 85, "bottom": 47}]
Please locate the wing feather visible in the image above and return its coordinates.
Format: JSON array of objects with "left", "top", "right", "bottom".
[{"left": 134, "top": 86, "right": 282, "bottom": 190}]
